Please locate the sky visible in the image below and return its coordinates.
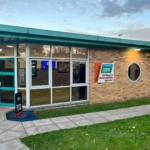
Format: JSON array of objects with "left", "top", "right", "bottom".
[{"left": 0, "top": 0, "right": 150, "bottom": 41}]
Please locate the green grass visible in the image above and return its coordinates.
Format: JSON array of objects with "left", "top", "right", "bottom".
[
  {"left": 22, "top": 114, "right": 150, "bottom": 150},
  {"left": 35, "top": 98, "right": 150, "bottom": 119}
]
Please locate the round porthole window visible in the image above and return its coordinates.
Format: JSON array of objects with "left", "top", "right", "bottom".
[{"left": 127, "top": 63, "right": 141, "bottom": 82}]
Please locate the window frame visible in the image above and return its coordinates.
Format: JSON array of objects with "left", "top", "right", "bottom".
[{"left": 127, "top": 62, "right": 142, "bottom": 82}]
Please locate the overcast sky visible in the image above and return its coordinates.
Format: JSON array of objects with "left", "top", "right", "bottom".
[{"left": 0, "top": 0, "right": 150, "bottom": 41}]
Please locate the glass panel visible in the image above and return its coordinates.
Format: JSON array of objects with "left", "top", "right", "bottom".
[
  {"left": 0, "top": 59, "right": 14, "bottom": 72},
  {"left": 30, "top": 89, "right": 51, "bottom": 106},
  {"left": 18, "top": 44, "right": 26, "bottom": 57},
  {"left": 72, "top": 47, "right": 88, "bottom": 58},
  {"left": 0, "top": 44, "right": 14, "bottom": 56},
  {"left": 30, "top": 44, "right": 50, "bottom": 57},
  {"left": 52, "top": 60, "right": 70, "bottom": 86},
  {"left": 52, "top": 46, "right": 70, "bottom": 58},
  {"left": 128, "top": 63, "right": 140, "bottom": 81},
  {"left": 73, "top": 62, "right": 86, "bottom": 84},
  {"left": 0, "top": 75, "right": 14, "bottom": 87},
  {"left": 53, "top": 88, "right": 70, "bottom": 103},
  {"left": 72, "top": 86, "right": 87, "bottom": 101},
  {"left": 18, "top": 90, "right": 26, "bottom": 106},
  {"left": 17, "top": 59, "right": 26, "bottom": 87},
  {"left": 0, "top": 90, "right": 14, "bottom": 104},
  {"left": 32, "top": 60, "right": 49, "bottom": 86}
]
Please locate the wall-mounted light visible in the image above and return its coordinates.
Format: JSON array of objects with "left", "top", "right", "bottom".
[
  {"left": 135, "top": 49, "right": 141, "bottom": 51},
  {"left": 7, "top": 45, "right": 14, "bottom": 48},
  {"left": 0, "top": 49, "right": 2, "bottom": 52}
]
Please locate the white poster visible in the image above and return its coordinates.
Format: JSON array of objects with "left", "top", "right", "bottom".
[
  {"left": 98, "top": 63, "right": 114, "bottom": 83},
  {"left": 20, "top": 77, "right": 25, "bottom": 85}
]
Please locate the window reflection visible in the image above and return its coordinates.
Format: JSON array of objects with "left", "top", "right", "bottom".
[
  {"left": 128, "top": 63, "right": 140, "bottom": 81},
  {"left": 72, "top": 86, "right": 87, "bottom": 101},
  {"left": 30, "top": 44, "right": 50, "bottom": 57},
  {"left": 0, "top": 44, "right": 14, "bottom": 56},
  {"left": 18, "top": 44, "right": 26, "bottom": 57},
  {"left": 73, "top": 62, "right": 86, "bottom": 84},
  {"left": 32, "top": 60, "right": 49, "bottom": 86},
  {"left": 72, "top": 47, "right": 87, "bottom": 58},
  {"left": 30, "top": 89, "right": 51, "bottom": 106},
  {"left": 52, "top": 60, "right": 70, "bottom": 86},
  {"left": 53, "top": 88, "right": 70, "bottom": 103},
  {"left": 52, "top": 46, "right": 70, "bottom": 58}
]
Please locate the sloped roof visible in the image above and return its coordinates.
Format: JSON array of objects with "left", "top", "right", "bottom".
[{"left": 0, "top": 24, "right": 150, "bottom": 50}]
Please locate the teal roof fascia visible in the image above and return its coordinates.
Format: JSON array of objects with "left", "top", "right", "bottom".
[{"left": 0, "top": 24, "right": 150, "bottom": 49}]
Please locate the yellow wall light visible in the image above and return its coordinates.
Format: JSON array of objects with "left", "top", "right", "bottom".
[{"left": 134, "top": 48, "right": 141, "bottom": 51}]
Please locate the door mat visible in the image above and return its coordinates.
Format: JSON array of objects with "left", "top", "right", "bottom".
[{"left": 6, "top": 110, "right": 39, "bottom": 122}]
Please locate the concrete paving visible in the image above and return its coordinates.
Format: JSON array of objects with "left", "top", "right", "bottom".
[{"left": 0, "top": 105, "right": 150, "bottom": 150}]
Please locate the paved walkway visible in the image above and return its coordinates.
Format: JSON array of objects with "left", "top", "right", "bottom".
[{"left": 0, "top": 105, "right": 150, "bottom": 150}]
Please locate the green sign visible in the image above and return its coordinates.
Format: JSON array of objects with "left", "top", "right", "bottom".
[{"left": 101, "top": 64, "right": 112, "bottom": 73}]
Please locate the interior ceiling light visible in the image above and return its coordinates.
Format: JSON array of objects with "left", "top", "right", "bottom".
[
  {"left": 135, "top": 48, "right": 141, "bottom": 51},
  {"left": 7, "top": 45, "right": 14, "bottom": 48}
]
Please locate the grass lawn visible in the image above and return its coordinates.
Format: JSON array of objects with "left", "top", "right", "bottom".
[
  {"left": 35, "top": 98, "right": 150, "bottom": 119},
  {"left": 22, "top": 114, "right": 150, "bottom": 150}
]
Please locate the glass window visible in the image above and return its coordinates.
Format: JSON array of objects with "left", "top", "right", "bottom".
[
  {"left": 53, "top": 88, "right": 70, "bottom": 103},
  {"left": 17, "top": 59, "right": 26, "bottom": 87},
  {"left": 0, "top": 75, "right": 14, "bottom": 87},
  {"left": 0, "top": 44, "right": 14, "bottom": 56},
  {"left": 0, "top": 90, "right": 14, "bottom": 104},
  {"left": 30, "top": 89, "right": 51, "bottom": 106},
  {"left": 52, "top": 60, "right": 70, "bottom": 86},
  {"left": 128, "top": 63, "right": 141, "bottom": 81},
  {"left": 52, "top": 46, "right": 70, "bottom": 58},
  {"left": 30, "top": 44, "right": 50, "bottom": 57},
  {"left": 72, "top": 86, "right": 87, "bottom": 101},
  {"left": 72, "top": 47, "right": 88, "bottom": 58},
  {"left": 73, "top": 62, "right": 86, "bottom": 84},
  {"left": 0, "top": 59, "right": 14, "bottom": 72},
  {"left": 18, "top": 44, "right": 26, "bottom": 57},
  {"left": 31, "top": 60, "right": 49, "bottom": 86},
  {"left": 18, "top": 90, "right": 26, "bottom": 106}
]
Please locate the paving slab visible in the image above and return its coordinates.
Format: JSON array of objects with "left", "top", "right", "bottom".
[
  {"left": 140, "top": 109, "right": 150, "bottom": 114},
  {"left": 0, "top": 121, "right": 19, "bottom": 130},
  {"left": 25, "top": 127, "right": 39, "bottom": 136},
  {"left": 81, "top": 113, "right": 99, "bottom": 119},
  {"left": 126, "top": 112, "right": 143, "bottom": 118},
  {"left": 116, "top": 113, "right": 134, "bottom": 119},
  {"left": 89, "top": 117, "right": 108, "bottom": 124},
  {"left": 56, "top": 121, "right": 78, "bottom": 129},
  {"left": 73, "top": 119, "right": 93, "bottom": 126},
  {"left": 37, "top": 124, "right": 59, "bottom": 133},
  {"left": 106, "top": 108, "right": 131, "bottom": 115},
  {"left": 67, "top": 114, "right": 85, "bottom": 121},
  {"left": 9, "top": 123, "right": 25, "bottom": 132},
  {"left": 0, "top": 129, "right": 5, "bottom": 134},
  {"left": 94, "top": 111, "right": 111, "bottom": 117},
  {"left": 19, "top": 133, "right": 28, "bottom": 139},
  {"left": 32, "top": 119, "right": 53, "bottom": 127},
  {"left": 103, "top": 115, "right": 120, "bottom": 121},
  {"left": 51, "top": 116, "right": 70, "bottom": 124},
  {"left": 0, "top": 130, "right": 24, "bottom": 143},
  {"left": 22, "top": 121, "right": 34, "bottom": 129},
  {"left": 0, "top": 139, "right": 26, "bottom": 150}
]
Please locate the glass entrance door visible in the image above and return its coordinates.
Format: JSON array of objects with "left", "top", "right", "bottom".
[
  {"left": 72, "top": 61, "right": 87, "bottom": 101},
  {"left": 0, "top": 58, "right": 15, "bottom": 106}
]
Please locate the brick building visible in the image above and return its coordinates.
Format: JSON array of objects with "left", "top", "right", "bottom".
[{"left": 0, "top": 24, "right": 150, "bottom": 108}]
